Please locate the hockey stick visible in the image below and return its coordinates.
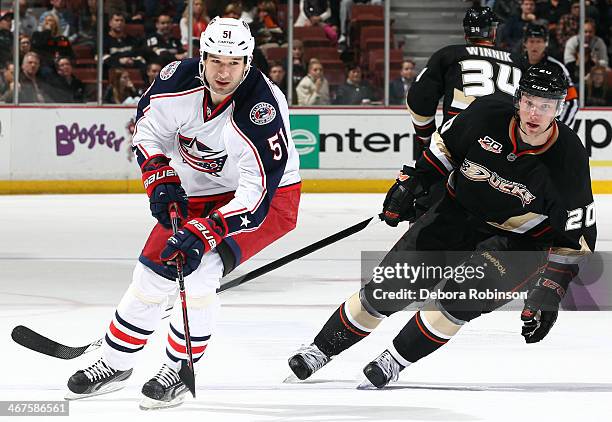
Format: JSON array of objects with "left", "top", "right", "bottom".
[
  {"left": 169, "top": 206, "right": 196, "bottom": 398},
  {"left": 218, "top": 213, "right": 383, "bottom": 292},
  {"left": 11, "top": 305, "right": 174, "bottom": 360},
  {"left": 12, "top": 213, "right": 383, "bottom": 360}
]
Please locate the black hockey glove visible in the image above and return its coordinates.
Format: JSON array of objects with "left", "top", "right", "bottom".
[
  {"left": 382, "top": 165, "right": 427, "bottom": 227},
  {"left": 141, "top": 156, "right": 188, "bottom": 229},
  {"left": 521, "top": 277, "right": 568, "bottom": 344}
]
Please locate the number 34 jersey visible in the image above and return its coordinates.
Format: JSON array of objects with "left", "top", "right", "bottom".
[
  {"left": 132, "top": 58, "right": 301, "bottom": 236},
  {"left": 417, "top": 96, "right": 596, "bottom": 262},
  {"left": 407, "top": 44, "right": 522, "bottom": 143}
]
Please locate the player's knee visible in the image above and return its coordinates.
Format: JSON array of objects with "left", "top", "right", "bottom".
[
  {"left": 357, "top": 288, "right": 396, "bottom": 319},
  {"left": 342, "top": 290, "right": 386, "bottom": 328},
  {"left": 420, "top": 300, "right": 465, "bottom": 336},
  {"left": 129, "top": 262, "right": 176, "bottom": 304}
]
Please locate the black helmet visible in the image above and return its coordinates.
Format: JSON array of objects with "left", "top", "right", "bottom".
[
  {"left": 523, "top": 23, "right": 548, "bottom": 41},
  {"left": 517, "top": 62, "right": 568, "bottom": 100},
  {"left": 463, "top": 6, "right": 499, "bottom": 39}
]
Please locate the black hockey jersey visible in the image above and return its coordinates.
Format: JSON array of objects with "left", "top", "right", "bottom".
[
  {"left": 407, "top": 44, "right": 522, "bottom": 145},
  {"left": 416, "top": 96, "right": 596, "bottom": 263}
]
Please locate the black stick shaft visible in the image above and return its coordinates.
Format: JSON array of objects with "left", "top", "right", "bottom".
[{"left": 218, "top": 214, "right": 381, "bottom": 293}]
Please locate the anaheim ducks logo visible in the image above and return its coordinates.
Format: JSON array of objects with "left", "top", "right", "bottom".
[
  {"left": 178, "top": 133, "right": 227, "bottom": 176},
  {"left": 460, "top": 159, "right": 535, "bottom": 206}
]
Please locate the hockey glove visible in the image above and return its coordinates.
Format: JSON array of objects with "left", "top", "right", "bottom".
[
  {"left": 382, "top": 165, "right": 427, "bottom": 227},
  {"left": 521, "top": 275, "right": 570, "bottom": 344},
  {"left": 141, "top": 156, "right": 188, "bottom": 229},
  {"left": 160, "top": 212, "right": 228, "bottom": 277}
]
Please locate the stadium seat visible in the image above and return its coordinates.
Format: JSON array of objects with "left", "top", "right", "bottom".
[
  {"left": 304, "top": 47, "right": 341, "bottom": 63},
  {"left": 125, "top": 24, "right": 145, "bottom": 38},
  {"left": 293, "top": 26, "right": 330, "bottom": 47},
  {"left": 72, "top": 44, "right": 93, "bottom": 59},
  {"left": 73, "top": 67, "right": 98, "bottom": 83},
  {"left": 265, "top": 47, "right": 288, "bottom": 62}
]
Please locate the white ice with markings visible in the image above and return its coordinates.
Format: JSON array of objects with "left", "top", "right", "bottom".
[{"left": 1, "top": 194, "right": 611, "bottom": 421}]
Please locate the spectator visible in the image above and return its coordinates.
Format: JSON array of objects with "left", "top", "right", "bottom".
[
  {"left": 146, "top": 14, "right": 187, "bottom": 66},
  {"left": 295, "top": 0, "right": 337, "bottom": 44},
  {"left": 38, "top": 0, "right": 73, "bottom": 37},
  {"left": 492, "top": 0, "right": 520, "bottom": 23},
  {"left": 18, "top": 0, "right": 38, "bottom": 37},
  {"left": 103, "top": 68, "right": 140, "bottom": 104},
  {"left": 536, "top": 0, "right": 570, "bottom": 27},
  {"left": 32, "top": 14, "right": 75, "bottom": 77},
  {"left": 0, "top": 12, "right": 13, "bottom": 69},
  {"left": 48, "top": 56, "right": 85, "bottom": 102},
  {"left": 556, "top": 0, "right": 580, "bottom": 49},
  {"left": 223, "top": 2, "right": 243, "bottom": 19},
  {"left": 268, "top": 61, "right": 287, "bottom": 97},
  {"left": 103, "top": 13, "right": 146, "bottom": 74},
  {"left": 585, "top": 65, "right": 612, "bottom": 106},
  {"left": 180, "top": 0, "right": 209, "bottom": 49},
  {"left": 145, "top": 60, "right": 162, "bottom": 87},
  {"left": 565, "top": 46, "right": 596, "bottom": 85},
  {"left": 334, "top": 64, "right": 375, "bottom": 105},
  {"left": 19, "top": 35, "right": 32, "bottom": 64},
  {"left": 389, "top": 59, "right": 416, "bottom": 105},
  {"left": 72, "top": 0, "right": 98, "bottom": 47},
  {"left": 1, "top": 52, "right": 51, "bottom": 103},
  {"left": 0, "top": 63, "right": 14, "bottom": 100},
  {"left": 535, "top": 0, "right": 570, "bottom": 58},
  {"left": 296, "top": 0, "right": 331, "bottom": 26},
  {"left": 296, "top": 58, "right": 330, "bottom": 105},
  {"left": 563, "top": 20, "right": 608, "bottom": 66},
  {"left": 291, "top": 38, "right": 307, "bottom": 89},
  {"left": 254, "top": 0, "right": 285, "bottom": 52},
  {"left": 499, "top": 0, "right": 547, "bottom": 53}
]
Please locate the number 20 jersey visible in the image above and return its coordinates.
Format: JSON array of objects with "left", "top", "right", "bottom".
[
  {"left": 132, "top": 58, "right": 301, "bottom": 236},
  {"left": 407, "top": 44, "right": 522, "bottom": 143}
]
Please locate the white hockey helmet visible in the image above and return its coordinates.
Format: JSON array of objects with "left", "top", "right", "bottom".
[{"left": 199, "top": 17, "right": 255, "bottom": 87}]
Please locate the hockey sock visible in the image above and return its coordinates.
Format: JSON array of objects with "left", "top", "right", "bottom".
[
  {"left": 164, "top": 293, "right": 219, "bottom": 371},
  {"left": 391, "top": 301, "right": 464, "bottom": 365},
  {"left": 314, "top": 292, "right": 384, "bottom": 357}
]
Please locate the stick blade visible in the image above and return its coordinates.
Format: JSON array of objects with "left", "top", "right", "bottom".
[
  {"left": 178, "top": 361, "right": 196, "bottom": 398},
  {"left": 11, "top": 325, "right": 89, "bottom": 360}
]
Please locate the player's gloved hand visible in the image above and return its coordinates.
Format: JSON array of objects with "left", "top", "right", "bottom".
[
  {"left": 521, "top": 277, "right": 567, "bottom": 344},
  {"left": 160, "top": 212, "right": 228, "bottom": 277},
  {"left": 382, "top": 165, "right": 427, "bottom": 227},
  {"left": 141, "top": 156, "right": 188, "bottom": 229}
]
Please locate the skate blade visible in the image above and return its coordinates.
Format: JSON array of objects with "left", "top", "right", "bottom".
[
  {"left": 356, "top": 378, "right": 379, "bottom": 390},
  {"left": 139, "top": 394, "right": 186, "bottom": 411},
  {"left": 283, "top": 373, "right": 301, "bottom": 383},
  {"left": 64, "top": 380, "right": 128, "bottom": 400}
]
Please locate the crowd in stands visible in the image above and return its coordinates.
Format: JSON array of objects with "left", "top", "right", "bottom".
[
  {"left": 0, "top": 0, "right": 610, "bottom": 106},
  {"left": 493, "top": 0, "right": 611, "bottom": 105}
]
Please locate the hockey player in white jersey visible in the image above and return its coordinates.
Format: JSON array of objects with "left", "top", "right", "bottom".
[{"left": 65, "top": 17, "right": 301, "bottom": 409}]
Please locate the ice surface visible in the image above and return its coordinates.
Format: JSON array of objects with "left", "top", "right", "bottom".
[{"left": 1, "top": 194, "right": 611, "bottom": 421}]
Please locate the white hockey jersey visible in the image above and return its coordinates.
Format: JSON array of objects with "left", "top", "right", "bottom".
[{"left": 132, "top": 58, "right": 301, "bottom": 236}]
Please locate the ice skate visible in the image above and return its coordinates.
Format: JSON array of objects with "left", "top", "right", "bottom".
[
  {"left": 65, "top": 358, "right": 132, "bottom": 400},
  {"left": 359, "top": 350, "right": 404, "bottom": 389},
  {"left": 287, "top": 343, "right": 330, "bottom": 381},
  {"left": 139, "top": 364, "right": 189, "bottom": 410}
]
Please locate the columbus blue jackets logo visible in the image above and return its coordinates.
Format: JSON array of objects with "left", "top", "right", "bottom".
[
  {"left": 160, "top": 61, "right": 180, "bottom": 80},
  {"left": 249, "top": 102, "right": 276, "bottom": 125},
  {"left": 178, "top": 133, "right": 228, "bottom": 176}
]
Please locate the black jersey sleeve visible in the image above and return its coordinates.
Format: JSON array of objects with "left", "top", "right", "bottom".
[
  {"left": 540, "top": 127, "right": 597, "bottom": 289},
  {"left": 406, "top": 47, "right": 450, "bottom": 145},
  {"left": 413, "top": 97, "right": 482, "bottom": 187},
  {"left": 548, "top": 129, "right": 597, "bottom": 259}
]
